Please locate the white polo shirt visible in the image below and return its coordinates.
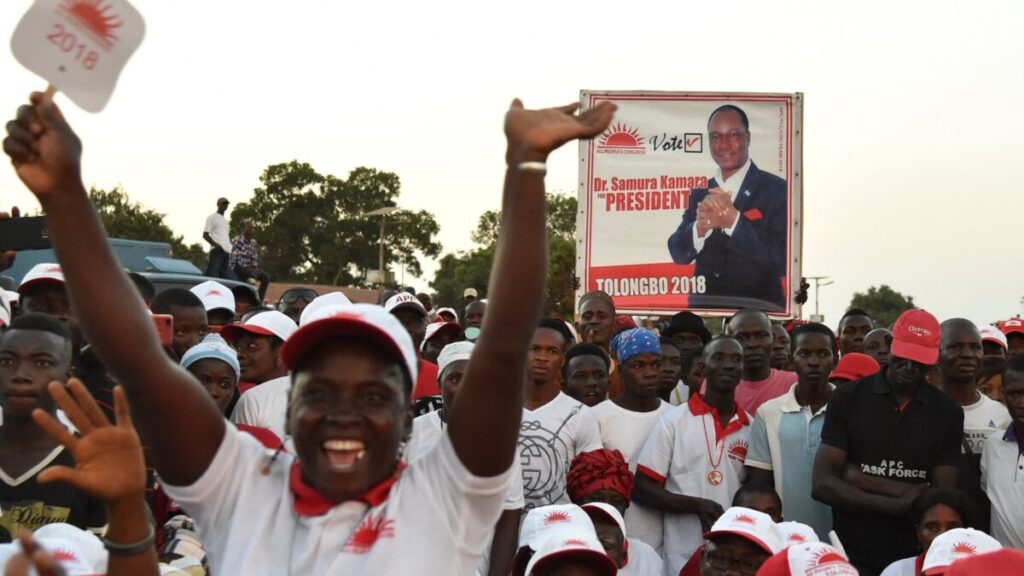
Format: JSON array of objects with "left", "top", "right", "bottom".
[
  {"left": 980, "top": 423, "right": 1024, "bottom": 549},
  {"left": 162, "top": 425, "right": 511, "bottom": 575},
  {"left": 591, "top": 399, "right": 672, "bottom": 551},
  {"left": 231, "top": 376, "right": 291, "bottom": 440},
  {"left": 636, "top": 395, "right": 751, "bottom": 575},
  {"left": 407, "top": 410, "right": 525, "bottom": 576},
  {"left": 204, "top": 212, "right": 231, "bottom": 252}
]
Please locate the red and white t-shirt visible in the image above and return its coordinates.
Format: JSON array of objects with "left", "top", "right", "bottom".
[
  {"left": 636, "top": 395, "right": 751, "bottom": 575},
  {"left": 162, "top": 426, "right": 511, "bottom": 575},
  {"left": 231, "top": 375, "right": 291, "bottom": 440}
]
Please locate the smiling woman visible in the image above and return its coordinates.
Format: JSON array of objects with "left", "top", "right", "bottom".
[{"left": 2, "top": 90, "right": 616, "bottom": 574}]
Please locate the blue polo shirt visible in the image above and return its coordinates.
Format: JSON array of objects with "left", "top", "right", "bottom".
[{"left": 747, "top": 383, "right": 833, "bottom": 539}]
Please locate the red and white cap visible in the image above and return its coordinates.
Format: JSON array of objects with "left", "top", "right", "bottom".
[
  {"left": 523, "top": 509, "right": 616, "bottom": 576},
  {"left": 922, "top": 528, "right": 1002, "bottom": 575},
  {"left": 891, "top": 309, "right": 941, "bottom": 365},
  {"left": 435, "top": 307, "right": 458, "bottom": 321},
  {"left": 519, "top": 504, "right": 595, "bottom": 552},
  {"left": 757, "top": 542, "right": 857, "bottom": 576},
  {"left": 190, "top": 280, "right": 236, "bottom": 314},
  {"left": 298, "top": 292, "right": 353, "bottom": 326},
  {"left": 0, "top": 523, "right": 106, "bottom": 575},
  {"left": 948, "top": 548, "right": 1024, "bottom": 575},
  {"left": 18, "top": 262, "right": 65, "bottom": 294},
  {"left": 221, "top": 310, "right": 297, "bottom": 343},
  {"left": 777, "top": 521, "right": 820, "bottom": 548},
  {"left": 280, "top": 302, "right": 418, "bottom": 382},
  {"left": 999, "top": 318, "right": 1024, "bottom": 336},
  {"left": 703, "top": 507, "right": 784, "bottom": 555},
  {"left": 979, "top": 326, "right": 1008, "bottom": 350},
  {"left": 581, "top": 502, "right": 627, "bottom": 539},
  {"left": 421, "top": 320, "right": 463, "bottom": 352},
  {"left": 384, "top": 292, "right": 427, "bottom": 317}
]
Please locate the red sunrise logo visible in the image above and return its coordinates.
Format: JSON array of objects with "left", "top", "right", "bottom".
[
  {"left": 599, "top": 123, "right": 644, "bottom": 148},
  {"left": 813, "top": 550, "right": 848, "bottom": 565},
  {"left": 734, "top": 514, "right": 756, "bottom": 525},
  {"left": 544, "top": 511, "right": 571, "bottom": 524},
  {"left": 951, "top": 542, "right": 978, "bottom": 556},
  {"left": 344, "top": 511, "right": 396, "bottom": 554},
  {"left": 789, "top": 533, "right": 807, "bottom": 543},
  {"left": 51, "top": 548, "right": 79, "bottom": 563},
  {"left": 59, "top": 0, "right": 122, "bottom": 49},
  {"left": 563, "top": 538, "right": 588, "bottom": 547},
  {"left": 728, "top": 440, "right": 748, "bottom": 462}
]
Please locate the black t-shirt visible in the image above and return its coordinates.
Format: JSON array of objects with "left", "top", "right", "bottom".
[
  {"left": 0, "top": 445, "right": 106, "bottom": 542},
  {"left": 820, "top": 372, "right": 963, "bottom": 573}
]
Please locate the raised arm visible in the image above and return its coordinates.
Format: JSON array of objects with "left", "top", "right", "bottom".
[
  {"left": 448, "top": 99, "right": 615, "bottom": 476},
  {"left": 3, "top": 92, "right": 225, "bottom": 485}
]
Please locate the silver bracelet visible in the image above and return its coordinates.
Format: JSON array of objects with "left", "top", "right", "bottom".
[
  {"left": 103, "top": 523, "right": 155, "bottom": 557},
  {"left": 516, "top": 161, "right": 547, "bottom": 174}
]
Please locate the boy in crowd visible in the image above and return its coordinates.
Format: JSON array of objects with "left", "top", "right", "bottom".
[
  {"left": 746, "top": 323, "right": 837, "bottom": 539},
  {"left": 837, "top": 309, "right": 873, "bottom": 356},
  {"left": 634, "top": 336, "right": 752, "bottom": 574},
  {"left": 724, "top": 309, "right": 797, "bottom": 415},
  {"left": 150, "top": 289, "right": 209, "bottom": 361},
  {"left": 590, "top": 328, "right": 672, "bottom": 548},
  {"left": 190, "top": 280, "right": 236, "bottom": 328},
  {"left": 520, "top": 319, "right": 602, "bottom": 510},
  {"left": 0, "top": 314, "right": 104, "bottom": 540},
  {"left": 2, "top": 91, "right": 617, "bottom": 573},
  {"left": 657, "top": 338, "right": 684, "bottom": 404},
  {"left": 224, "top": 310, "right": 298, "bottom": 438},
  {"left": 562, "top": 343, "right": 611, "bottom": 407},
  {"left": 863, "top": 328, "right": 893, "bottom": 368}
]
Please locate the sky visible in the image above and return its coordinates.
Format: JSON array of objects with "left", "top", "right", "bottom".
[{"left": 1, "top": 0, "right": 1021, "bottom": 329}]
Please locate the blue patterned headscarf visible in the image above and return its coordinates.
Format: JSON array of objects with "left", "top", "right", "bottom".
[{"left": 616, "top": 328, "right": 661, "bottom": 364}]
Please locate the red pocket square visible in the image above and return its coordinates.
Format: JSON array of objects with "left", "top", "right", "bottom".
[{"left": 743, "top": 208, "right": 763, "bottom": 221}]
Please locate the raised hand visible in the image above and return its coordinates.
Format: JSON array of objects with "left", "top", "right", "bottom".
[
  {"left": 31, "top": 380, "right": 145, "bottom": 504},
  {"left": 3, "top": 92, "right": 82, "bottom": 200},
  {"left": 504, "top": 99, "right": 616, "bottom": 164}
]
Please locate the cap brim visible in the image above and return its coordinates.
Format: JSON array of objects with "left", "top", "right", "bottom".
[
  {"left": 280, "top": 316, "right": 408, "bottom": 374},
  {"left": 425, "top": 322, "right": 463, "bottom": 343},
  {"left": 922, "top": 566, "right": 948, "bottom": 576},
  {"left": 389, "top": 302, "right": 427, "bottom": 317},
  {"left": 221, "top": 324, "right": 276, "bottom": 342},
  {"left": 891, "top": 340, "right": 939, "bottom": 365},
  {"left": 982, "top": 337, "right": 1008, "bottom": 349},
  {"left": 829, "top": 370, "right": 856, "bottom": 381},
  {"left": 1002, "top": 327, "right": 1024, "bottom": 336},
  {"left": 703, "top": 529, "right": 776, "bottom": 555},
  {"left": 531, "top": 550, "right": 616, "bottom": 576},
  {"left": 17, "top": 277, "right": 64, "bottom": 295}
]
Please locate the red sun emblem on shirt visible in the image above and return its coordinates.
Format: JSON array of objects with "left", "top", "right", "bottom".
[
  {"left": 50, "top": 548, "right": 79, "bottom": 563},
  {"left": 598, "top": 123, "right": 644, "bottom": 148},
  {"left": 59, "top": 0, "right": 122, "bottom": 49},
  {"left": 343, "top": 511, "right": 395, "bottom": 554},
  {"left": 733, "top": 514, "right": 757, "bottom": 526},
  {"left": 951, "top": 542, "right": 978, "bottom": 557},
  {"left": 563, "top": 538, "right": 589, "bottom": 547},
  {"left": 544, "top": 511, "right": 571, "bottom": 525},
  {"left": 727, "top": 440, "right": 748, "bottom": 462}
]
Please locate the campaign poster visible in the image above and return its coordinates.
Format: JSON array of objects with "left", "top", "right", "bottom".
[{"left": 576, "top": 91, "right": 803, "bottom": 318}]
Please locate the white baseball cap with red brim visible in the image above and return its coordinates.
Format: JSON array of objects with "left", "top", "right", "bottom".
[
  {"left": 190, "top": 280, "right": 236, "bottom": 314},
  {"left": 923, "top": 528, "right": 1002, "bottom": 575},
  {"left": 777, "top": 521, "right": 820, "bottom": 549},
  {"left": 523, "top": 507, "right": 616, "bottom": 576},
  {"left": 979, "top": 326, "right": 1008, "bottom": 350},
  {"left": 703, "top": 507, "right": 784, "bottom": 555},
  {"left": 221, "top": 310, "right": 297, "bottom": 343},
  {"left": 280, "top": 303, "right": 418, "bottom": 383},
  {"left": 18, "top": 262, "right": 65, "bottom": 294},
  {"left": 757, "top": 542, "right": 857, "bottom": 576},
  {"left": 298, "top": 292, "right": 353, "bottom": 326}
]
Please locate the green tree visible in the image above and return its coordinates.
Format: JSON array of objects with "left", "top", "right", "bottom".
[
  {"left": 88, "top": 186, "right": 206, "bottom": 268},
  {"left": 230, "top": 162, "right": 441, "bottom": 286},
  {"left": 849, "top": 285, "right": 916, "bottom": 328},
  {"left": 433, "top": 191, "right": 578, "bottom": 318}
]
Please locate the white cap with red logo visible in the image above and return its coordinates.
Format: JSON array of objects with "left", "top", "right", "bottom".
[
  {"left": 922, "top": 528, "right": 1002, "bottom": 575},
  {"left": 519, "top": 504, "right": 594, "bottom": 552},
  {"left": 777, "top": 521, "right": 820, "bottom": 548},
  {"left": 18, "top": 262, "right": 65, "bottom": 294},
  {"left": 298, "top": 292, "right": 353, "bottom": 326},
  {"left": 979, "top": 326, "right": 1008, "bottom": 350},
  {"left": 221, "top": 310, "right": 297, "bottom": 343},
  {"left": 190, "top": 280, "right": 235, "bottom": 314},
  {"left": 757, "top": 542, "right": 857, "bottom": 576},
  {"left": 703, "top": 507, "right": 784, "bottom": 555},
  {"left": 521, "top": 504, "right": 616, "bottom": 576},
  {"left": 0, "top": 523, "right": 106, "bottom": 575},
  {"left": 384, "top": 292, "right": 427, "bottom": 316},
  {"left": 280, "top": 302, "right": 418, "bottom": 383}
]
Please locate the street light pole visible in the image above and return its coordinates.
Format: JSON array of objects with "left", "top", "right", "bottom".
[
  {"left": 365, "top": 206, "right": 400, "bottom": 285},
  {"left": 805, "top": 275, "right": 833, "bottom": 319}
]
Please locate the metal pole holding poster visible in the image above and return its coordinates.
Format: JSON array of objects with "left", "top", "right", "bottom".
[{"left": 576, "top": 90, "right": 804, "bottom": 320}]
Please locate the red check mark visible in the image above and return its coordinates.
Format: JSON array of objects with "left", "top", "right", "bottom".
[{"left": 686, "top": 135, "right": 700, "bottom": 147}]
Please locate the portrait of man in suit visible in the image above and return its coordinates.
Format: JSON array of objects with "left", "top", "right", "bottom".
[{"left": 667, "top": 104, "right": 788, "bottom": 310}]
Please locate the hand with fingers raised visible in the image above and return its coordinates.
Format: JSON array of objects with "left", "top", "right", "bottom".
[
  {"left": 31, "top": 380, "right": 145, "bottom": 505},
  {"left": 3, "top": 92, "right": 82, "bottom": 200}
]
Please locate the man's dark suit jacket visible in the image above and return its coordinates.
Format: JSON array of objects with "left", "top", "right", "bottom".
[{"left": 667, "top": 161, "right": 788, "bottom": 310}]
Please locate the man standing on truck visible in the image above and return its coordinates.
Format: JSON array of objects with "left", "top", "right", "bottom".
[{"left": 203, "top": 197, "right": 231, "bottom": 279}]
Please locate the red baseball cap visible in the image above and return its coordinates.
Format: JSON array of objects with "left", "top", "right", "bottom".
[
  {"left": 948, "top": 548, "right": 1024, "bottom": 575},
  {"left": 999, "top": 318, "right": 1024, "bottom": 336},
  {"left": 891, "top": 309, "right": 940, "bottom": 365},
  {"left": 757, "top": 542, "right": 857, "bottom": 576},
  {"left": 830, "top": 353, "right": 880, "bottom": 382}
]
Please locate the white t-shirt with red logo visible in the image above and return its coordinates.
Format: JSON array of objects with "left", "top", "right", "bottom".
[
  {"left": 162, "top": 426, "right": 511, "bottom": 575},
  {"left": 636, "top": 395, "right": 751, "bottom": 575}
]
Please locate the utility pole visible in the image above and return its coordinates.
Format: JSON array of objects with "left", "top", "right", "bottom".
[{"left": 805, "top": 276, "right": 833, "bottom": 320}]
